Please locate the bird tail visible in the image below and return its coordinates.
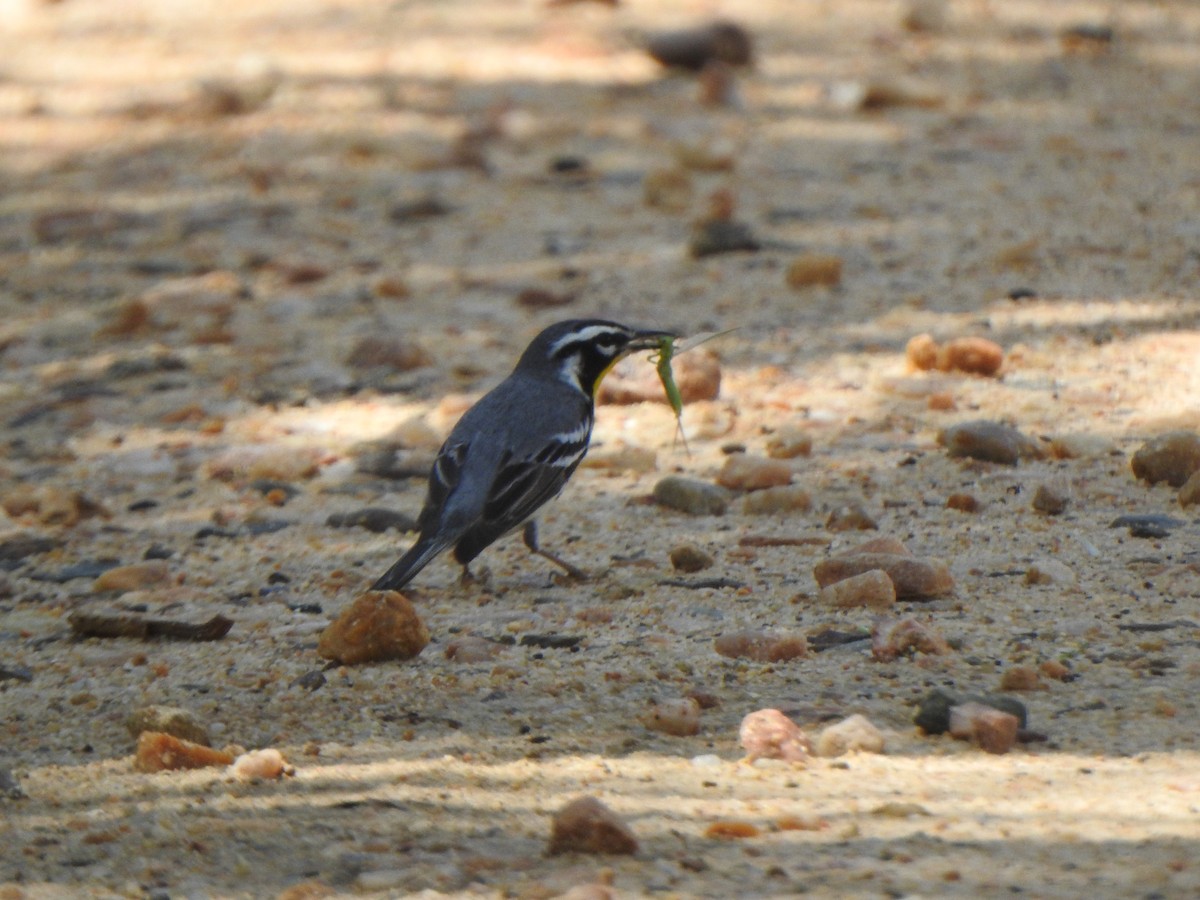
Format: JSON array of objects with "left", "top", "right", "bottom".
[{"left": 371, "top": 534, "right": 453, "bottom": 592}]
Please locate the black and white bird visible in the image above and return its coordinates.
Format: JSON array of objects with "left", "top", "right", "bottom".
[{"left": 372, "top": 319, "right": 675, "bottom": 592}]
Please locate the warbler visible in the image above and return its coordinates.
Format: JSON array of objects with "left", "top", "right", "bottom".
[{"left": 372, "top": 319, "right": 675, "bottom": 591}]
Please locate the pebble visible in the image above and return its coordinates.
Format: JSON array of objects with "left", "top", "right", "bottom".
[
  {"left": 325, "top": 508, "right": 417, "bottom": 534},
  {"left": 345, "top": 336, "right": 432, "bottom": 372},
  {"left": 913, "top": 688, "right": 1027, "bottom": 735},
  {"left": 1024, "top": 558, "right": 1076, "bottom": 585},
  {"left": 741, "top": 485, "right": 812, "bottom": 515},
  {"left": 669, "top": 542, "right": 714, "bottom": 573},
  {"left": 945, "top": 492, "right": 979, "bottom": 513},
  {"left": 1130, "top": 430, "right": 1200, "bottom": 487},
  {"left": 1048, "top": 432, "right": 1113, "bottom": 459},
  {"left": 642, "top": 697, "right": 702, "bottom": 737},
  {"left": 598, "top": 349, "right": 721, "bottom": 405},
  {"left": 0, "top": 533, "right": 62, "bottom": 564},
  {"left": 317, "top": 591, "right": 430, "bottom": 665},
  {"left": 688, "top": 219, "right": 760, "bottom": 258},
  {"left": 999, "top": 666, "right": 1044, "bottom": 692},
  {"left": 818, "top": 569, "right": 895, "bottom": 610},
  {"left": 906, "top": 334, "right": 1004, "bottom": 377},
  {"left": 785, "top": 254, "right": 843, "bottom": 289},
  {"left": 1179, "top": 470, "right": 1200, "bottom": 507},
  {"left": 815, "top": 714, "right": 886, "bottom": 757},
  {"left": 652, "top": 476, "right": 730, "bottom": 515},
  {"left": 764, "top": 428, "right": 812, "bottom": 459},
  {"left": 646, "top": 20, "right": 754, "bottom": 71},
  {"left": 814, "top": 553, "right": 954, "bottom": 600},
  {"left": 1031, "top": 480, "right": 1070, "bottom": 515},
  {"left": 938, "top": 420, "right": 1042, "bottom": 465},
  {"left": 948, "top": 702, "right": 1019, "bottom": 755},
  {"left": 714, "top": 630, "right": 808, "bottom": 662},
  {"left": 717, "top": 453, "right": 793, "bottom": 491},
  {"left": 207, "top": 446, "right": 324, "bottom": 482},
  {"left": 580, "top": 444, "right": 657, "bottom": 474},
  {"left": 642, "top": 167, "right": 693, "bottom": 212},
  {"left": 1110, "top": 514, "right": 1182, "bottom": 539},
  {"left": 1, "top": 486, "right": 109, "bottom": 527},
  {"left": 738, "top": 709, "right": 811, "bottom": 763},
  {"left": 870, "top": 617, "right": 950, "bottom": 661},
  {"left": 231, "top": 748, "right": 292, "bottom": 781},
  {"left": 547, "top": 796, "right": 639, "bottom": 856},
  {"left": 825, "top": 502, "right": 877, "bottom": 532},
  {"left": 93, "top": 561, "right": 172, "bottom": 593},
  {"left": 125, "top": 705, "right": 210, "bottom": 746},
  {"left": 444, "top": 636, "right": 507, "bottom": 663},
  {"left": 134, "top": 732, "right": 234, "bottom": 773}
]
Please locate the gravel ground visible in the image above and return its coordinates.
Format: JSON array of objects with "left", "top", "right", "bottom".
[{"left": 2, "top": 1, "right": 1199, "bottom": 897}]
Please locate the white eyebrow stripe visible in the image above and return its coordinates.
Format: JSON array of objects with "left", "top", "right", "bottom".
[{"left": 548, "top": 324, "right": 626, "bottom": 356}]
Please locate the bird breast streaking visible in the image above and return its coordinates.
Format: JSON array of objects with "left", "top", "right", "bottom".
[{"left": 371, "top": 319, "right": 675, "bottom": 592}]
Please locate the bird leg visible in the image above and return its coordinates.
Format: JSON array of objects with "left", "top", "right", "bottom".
[{"left": 522, "top": 521, "right": 588, "bottom": 581}]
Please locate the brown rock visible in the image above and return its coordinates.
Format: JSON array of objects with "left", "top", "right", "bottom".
[
  {"left": 1, "top": 486, "right": 109, "bottom": 527},
  {"left": 937, "top": 337, "right": 1004, "bottom": 377},
  {"left": 946, "top": 493, "right": 979, "bottom": 512},
  {"left": 814, "top": 714, "right": 886, "bottom": 757},
  {"left": 717, "top": 453, "right": 793, "bottom": 491},
  {"left": 785, "top": 254, "right": 843, "bottom": 288},
  {"left": 547, "top": 796, "right": 638, "bottom": 856},
  {"left": 741, "top": 485, "right": 812, "bottom": 515},
  {"left": 999, "top": 665, "right": 1044, "bottom": 692},
  {"left": 939, "top": 420, "right": 1042, "bottom": 465},
  {"left": 906, "top": 333, "right": 939, "bottom": 371},
  {"left": 818, "top": 569, "right": 896, "bottom": 610},
  {"left": 346, "top": 336, "right": 432, "bottom": 371},
  {"left": 871, "top": 617, "right": 950, "bottom": 661},
  {"left": 738, "top": 709, "right": 811, "bottom": 762},
  {"left": 134, "top": 731, "right": 234, "bottom": 773},
  {"left": 814, "top": 553, "right": 953, "bottom": 600},
  {"left": 669, "top": 542, "right": 713, "bottom": 573},
  {"left": 646, "top": 20, "right": 754, "bottom": 71},
  {"left": 318, "top": 591, "right": 429, "bottom": 665},
  {"left": 764, "top": 428, "right": 812, "bottom": 459},
  {"left": 231, "top": 748, "right": 291, "bottom": 781},
  {"left": 1131, "top": 430, "right": 1200, "bottom": 487},
  {"left": 1031, "top": 480, "right": 1070, "bottom": 515},
  {"left": 94, "top": 561, "right": 172, "bottom": 594},
  {"left": 714, "top": 630, "right": 808, "bottom": 662},
  {"left": 825, "top": 502, "right": 878, "bottom": 532},
  {"left": 948, "top": 703, "right": 1019, "bottom": 755},
  {"left": 642, "top": 697, "right": 702, "bottom": 736}
]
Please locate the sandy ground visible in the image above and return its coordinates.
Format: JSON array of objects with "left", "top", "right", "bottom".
[{"left": 2, "top": 0, "right": 1200, "bottom": 897}]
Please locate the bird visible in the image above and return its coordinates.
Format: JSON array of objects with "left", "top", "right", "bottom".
[{"left": 372, "top": 318, "right": 676, "bottom": 592}]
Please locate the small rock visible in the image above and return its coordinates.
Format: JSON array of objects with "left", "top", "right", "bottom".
[
  {"left": 871, "top": 617, "right": 950, "bottom": 661},
  {"left": 444, "top": 636, "right": 507, "bottom": 663},
  {"left": 514, "top": 287, "right": 574, "bottom": 310},
  {"left": 945, "top": 493, "right": 979, "bottom": 513},
  {"left": 999, "top": 666, "right": 1044, "bottom": 692},
  {"left": 669, "top": 542, "right": 713, "bottom": 573},
  {"left": 741, "top": 485, "right": 812, "bottom": 515},
  {"left": 0, "top": 534, "right": 62, "bottom": 564},
  {"left": 738, "top": 709, "right": 811, "bottom": 762},
  {"left": 1039, "top": 660, "right": 1072, "bottom": 682},
  {"left": 547, "top": 796, "right": 638, "bottom": 856},
  {"left": 1110, "top": 514, "right": 1182, "bottom": 539},
  {"left": 717, "top": 453, "right": 792, "bottom": 491},
  {"left": 1179, "top": 471, "right": 1200, "bottom": 508},
  {"left": 913, "top": 688, "right": 1027, "bottom": 735},
  {"left": 1, "top": 486, "right": 109, "bottom": 527},
  {"left": 643, "top": 167, "right": 693, "bottom": 212},
  {"left": 1131, "top": 431, "right": 1200, "bottom": 488},
  {"left": 815, "top": 714, "right": 886, "bottom": 757},
  {"left": 1031, "top": 480, "right": 1070, "bottom": 515},
  {"left": 231, "top": 748, "right": 291, "bottom": 781},
  {"left": 764, "top": 428, "right": 812, "bottom": 459},
  {"left": 318, "top": 591, "right": 429, "bottom": 665},
  {"left": 642, "top": 697, "right": 702, "bottom": 736},
  {"left": 207, "top": 446, "right": 324, "bottom": 482},
  {"left": 907, "top": 334, "right": 1003, "bottom": 377},
  {"left": 0, "top": 768, "right": 24, "bottom": 800},
  {"left": 688, "top": 219, "right": 760, "bottom": 258},
  {"left": 785, "top": 254, "right": 843, "bottom": 289},
  {"left": 825, "top": 502, "right": 877, "bottom": 532},
  {"left": 818, "top": 569, "right": 896, "bottom": 610},
  {"left": 939, "top": 420, "right": 1041, "bottom": 465},
  {"left": 1024, "top": 559, "right": 1076, "bottom": 586},
  {"left": 714, "top": 630, "right": 808, "bottom": 662},
  {"left": 814, "top": 553, "right": 954, "bottom": 600},
  {"left": 652, "top": 476, "right": 730, "bottom": 515},
  {"left": 93, "top": 561, "right": 172, "bottom": 593},
  {"left": 325, "top": 508, "right": 417, "bottom": 534},
  {"left": 581, "top": 444, "right": 657, "bottom": 473},
  {"left": 125, "top": 706, "right": 210, "bottom": 746},
  {"left": 346, "top": 336, "right": 432, "bottom": 371},
  {"left": 134, "top": 732, "right": 234, "bottom": 773},
  {"left": 948, "top": 703, "right": 1019, "bottom": 755},
  {"left": 1048, "top": 433, "right": 1113, "bottom": 459},
  {"left": 646, "top": 20, "right": 754, "bottom": 71}
]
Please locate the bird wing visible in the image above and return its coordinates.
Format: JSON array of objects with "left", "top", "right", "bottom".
[{"left": 451, "top": 426, "right": 589, "bottom": 565}]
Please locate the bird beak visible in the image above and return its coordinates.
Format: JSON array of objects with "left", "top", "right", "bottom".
[{"left": 626, "top": 328, "right": 678, "bottom": 352}]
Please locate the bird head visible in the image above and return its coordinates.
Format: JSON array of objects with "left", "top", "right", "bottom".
[{"left": 520, "top": 319, "right": 677, "bottom": 398}]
